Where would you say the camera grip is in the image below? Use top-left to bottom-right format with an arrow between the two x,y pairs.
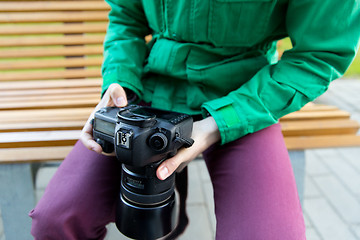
95,138 -> 114,153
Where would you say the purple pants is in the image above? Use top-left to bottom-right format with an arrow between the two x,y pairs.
30,123 -> 305,239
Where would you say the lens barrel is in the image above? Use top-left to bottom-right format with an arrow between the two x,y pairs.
116,193 -> 176,240
116,163 -> 177,240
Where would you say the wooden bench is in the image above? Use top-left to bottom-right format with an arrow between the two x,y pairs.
0,1 -> 107,238
1,1 -> 360,239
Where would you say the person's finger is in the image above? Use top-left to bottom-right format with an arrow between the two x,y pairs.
80,122 -> 102,153
156,148 -> 195,180
157,158 -> 179,180
108,83 -> 128,107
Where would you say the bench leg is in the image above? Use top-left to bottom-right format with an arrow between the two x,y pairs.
289,150 -> 305,206
0,163 -> 35,240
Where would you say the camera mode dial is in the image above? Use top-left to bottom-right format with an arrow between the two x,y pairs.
149,132 -> 168,151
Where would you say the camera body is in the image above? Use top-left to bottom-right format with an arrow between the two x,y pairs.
93,105 -> 193,167
92,105 -> 194,239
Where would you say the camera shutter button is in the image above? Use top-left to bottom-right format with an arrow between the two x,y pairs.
149,133 -> 168,151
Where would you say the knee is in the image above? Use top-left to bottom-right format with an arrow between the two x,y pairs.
29,201 -> 107,239
29,202 -> 76,238
29,206 -> 64,239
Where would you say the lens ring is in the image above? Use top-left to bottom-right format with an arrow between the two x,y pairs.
121,181 -> 175,206
149,133 -> 168,151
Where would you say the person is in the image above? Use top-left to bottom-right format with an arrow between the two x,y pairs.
29,0 -> 360,239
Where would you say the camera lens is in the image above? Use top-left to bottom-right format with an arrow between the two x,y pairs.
117,164 -> 176,239
149,133 -> 168,151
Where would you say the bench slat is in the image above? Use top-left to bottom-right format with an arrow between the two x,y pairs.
0,79 -> 101,90
0,98 -> 98,110
0,57 -> 103,70
0,1 -> 109,12
0,115 -> 89,124
2,118 -> 359,136
0,146 -> 74,163
1,135 -> 360,161
0,35 -> 104,47
298,104 -> 338,112
0,121 -> 86,132
0,11 -> 108,23
3,130 -> 360,150
0,87 -> 100,97
281,119 -> 360,136
285,135 -> 360,150
0,46 -> 103,58
0,130 -> 80,148
0,69 -> 101,81
0,23 -> 107,36
0,108 -> 94,123
0,104 -> 350,122
1,93 -> 99,103
280,110 -> 351,121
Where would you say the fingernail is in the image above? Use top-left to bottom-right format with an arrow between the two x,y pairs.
159,166 -> 169,180
116,97 -> 126,106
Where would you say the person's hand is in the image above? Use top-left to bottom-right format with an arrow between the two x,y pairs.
80,83 -> 128,154
156,117 -> 220,180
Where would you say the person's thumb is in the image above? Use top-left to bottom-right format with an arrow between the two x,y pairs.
108,83 -> 128,107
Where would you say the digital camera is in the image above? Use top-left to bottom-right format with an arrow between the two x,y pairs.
93,105 -> 194,239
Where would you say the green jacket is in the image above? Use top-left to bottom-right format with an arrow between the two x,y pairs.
102,0 -> 360,145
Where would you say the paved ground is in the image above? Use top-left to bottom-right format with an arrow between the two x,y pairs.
303,79 -> 360,240
0,79 -> 360,239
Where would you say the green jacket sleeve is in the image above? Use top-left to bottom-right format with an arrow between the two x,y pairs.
202,0 -> 360,145
101,0 -> 151,97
